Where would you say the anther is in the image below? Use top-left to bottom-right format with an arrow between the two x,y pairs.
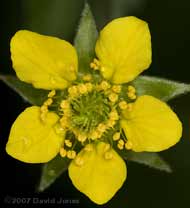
60,148 -> 67,157
113,132 -> 120,141
85,83 -> 93,92
127,85 -> 136,93
67,150 -> 76,159
68,86 -> 78,97
109,110 -> 119,121
100,81 -> 111,91
65,139 -> 72,148
97,123 -> 107,133
108,93 -> 118,103
112,85 -> 121,93
83,74 -> 92,81
125,141 -> 133,150
119,101 -> 128,110
44,98 -> 53,106
127,91 -> 136,100
48,90 -> 56,98
78,84 -> 88,94
78,134 -> 87,142
60,100 -> 70,109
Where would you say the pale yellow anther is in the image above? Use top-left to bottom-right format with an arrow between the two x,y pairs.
93,58 -> 101,66
78,84 -> 88,94
97,123 -> 107,133
90,130 -> 100,140
84,144 -> 93,152
40,105 -> 48,113
119,101 -> 128,110
106,119 -> 116,128
128,85 -> 136,93
40,113 -> 46,122
112,85 -> 121,93
85,83 -> 93,92
78,134 -> 87,142
104,151 -> 113,160
75,156 -> 84,166
44,98 -> 53,106
104,143 -> 111,152
118,139 -> 125,146
60,116 -> 69,128
125,141 -> 133,150
100,81 -> 111,91
68,86 -> 78,97
65,139 -> 72,148
127,91 -> 137,100
83,74 -> 92,81
60,147 -> 67,158
54,124 -> 65,136
60,100 -> 70,109
67,150 -> 76,159
109,110 -> 119,121
113,132 -> 120,141
48,90 -> 56,98
108,93 -> 118,103
127,103 -> 133,111
117,143 -> 124,150
90,62 -> 99,70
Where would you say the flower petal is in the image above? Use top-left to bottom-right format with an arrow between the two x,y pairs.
95,16 -> 151,84
120,95 -> 182,152
68,142 -> 127,205
10,30 -> 78,90
6,106 -> 65,163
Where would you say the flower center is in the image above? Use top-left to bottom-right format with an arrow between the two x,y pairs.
39,73 -> 138,162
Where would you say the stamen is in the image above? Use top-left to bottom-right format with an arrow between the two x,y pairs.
113,132 -> 120,141
44,98 -> 53,106
112,85 -> 121,93
125,141 -> 133,150
68,86 -> 79,97
109,110 -> 119,121
65,139 -> 72,148
60,100 -> 70,109
78,84 -> 88,94
127,85 -> 136,93
60,148 -> 67,157
104,143 -> 111,152
48,90 -> 56,98
108,93 -> 118,103
99,81 -> 111,91
97,123 -> 107,133
83,74 -> 92,81
67,150 -> 76,159
127,103 -> 133,111
85,83 -> 93,92
78,133 -> 87,142
117,139 -> 124,150
119,101 -> 128,110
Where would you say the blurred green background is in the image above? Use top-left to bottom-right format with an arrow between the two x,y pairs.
1,0 -> 190,207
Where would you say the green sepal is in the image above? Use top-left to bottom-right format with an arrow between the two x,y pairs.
121,151 -> 172,173
37,155 -> 70,192
0,75 -> 48,105
74,3 -> 98,74
132,75 -> 190,101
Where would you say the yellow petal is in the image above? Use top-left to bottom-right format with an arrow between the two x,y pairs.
6,106 -> 65,163
68,142 -> 127,205
120,95 -> 182,152
95,16 -> 151,84
10,30 -> 78,90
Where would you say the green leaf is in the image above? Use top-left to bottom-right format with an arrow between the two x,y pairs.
38,155 -> 70,192
122,151 -> 172,173
132,75 -> 190,101
0,75 -> 48,105
74,3 -> 98,73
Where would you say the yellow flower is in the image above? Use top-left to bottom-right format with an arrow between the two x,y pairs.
6,16 -> 182,205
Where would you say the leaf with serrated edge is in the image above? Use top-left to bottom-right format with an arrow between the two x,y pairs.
0,75 -> 48,105
74,3 -> 98,73
132,75 -> 190,101
122,151 -> 172,173
38,156 -> 70,192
